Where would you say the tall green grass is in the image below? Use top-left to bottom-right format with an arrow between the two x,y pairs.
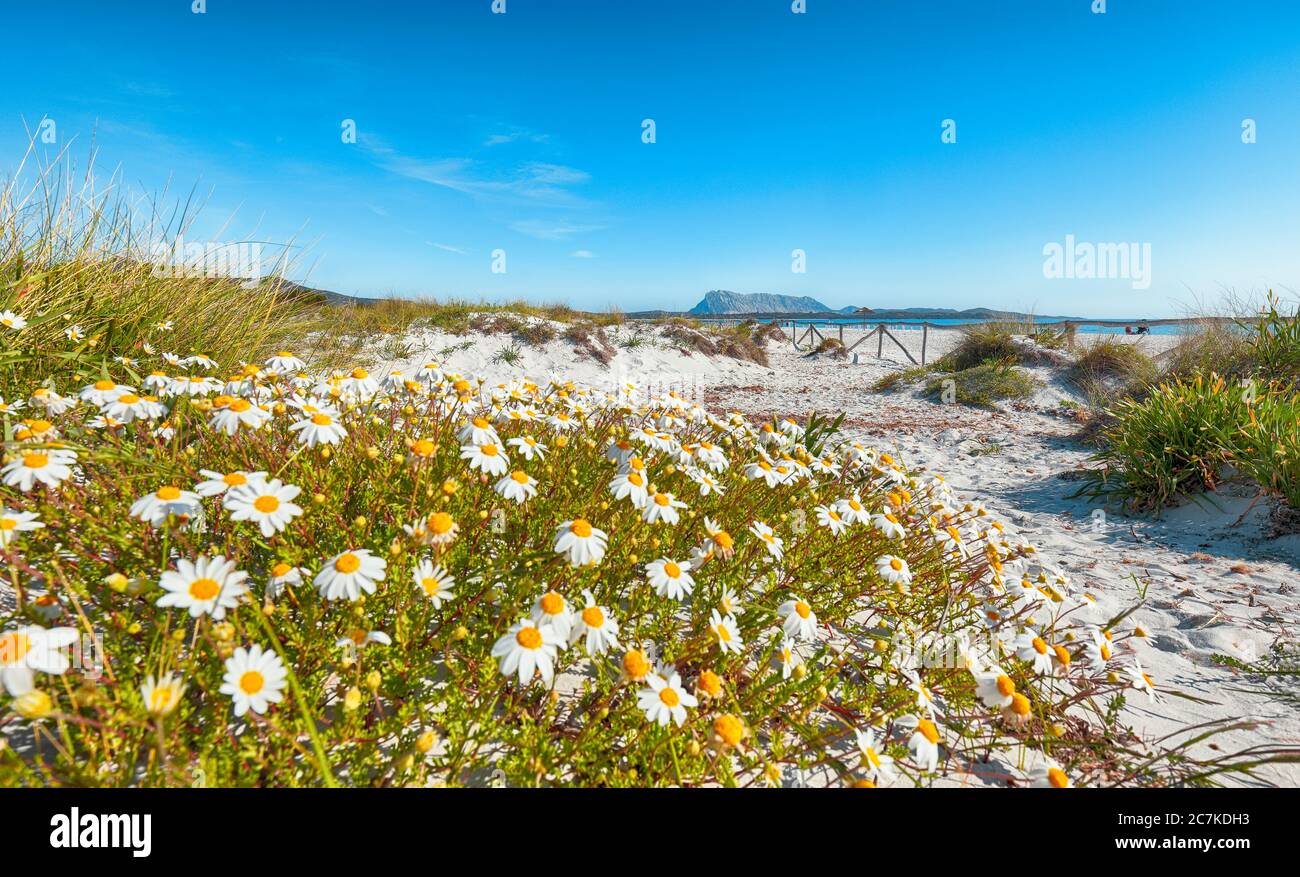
0,142 -> 317,392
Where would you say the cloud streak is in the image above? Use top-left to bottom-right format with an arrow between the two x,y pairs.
361,135 -> 592,210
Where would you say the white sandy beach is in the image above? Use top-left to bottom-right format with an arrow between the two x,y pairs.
372,320 -> 1300,786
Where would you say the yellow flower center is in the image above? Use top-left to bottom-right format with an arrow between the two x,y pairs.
189,578 -> 220,600
429,512 -> 454,534
0,632 -> 33,663
622,649 -> 650,679
480,443 -> 499,456
22,453 -> 49,469
540,592 -> 564,615
117,393 -> 140,405
156,486 -> 182,501
795,601 -> 811,619
1053,645 -> 1071,666
713,714 -> 744,747
890,558 -> 903,571
996,675 -> 1016,697
570,519 -> 593,538
351,368 -> 369,379
627,472 -> 644,487
271,562 -> 292,577
253,495 -> 280,513
239,670 -> 265,695
473,417 -> 490,429
311,413 -> 333,426
715,624 -> 732,642
510,470 -> 529,484
412,439 -> 435,456
653,493 -> 670,506
1010,693 -> 1031,716
1047,767 -> 1070,788
916,719 -> 940,744
699,670 -> 722,697
334,553 -> 361,574
658,687 -> 681,707
515,627 -> 542,649
1032,637 -> 1048,655
229,399 -> 251,412
663,562 -> 681,579
582,606 -> 605,628
93,380 -> 115,391
223,472 -> 248,487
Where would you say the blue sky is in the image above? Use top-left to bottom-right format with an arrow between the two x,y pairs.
4,0 -> 1299,317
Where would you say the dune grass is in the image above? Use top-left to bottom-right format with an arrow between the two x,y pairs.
1081,296 -> 1300,514
0,144 -> 319,394
924,361 -> 1039,408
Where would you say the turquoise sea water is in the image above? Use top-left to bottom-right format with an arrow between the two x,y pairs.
778,317 -> 1188,336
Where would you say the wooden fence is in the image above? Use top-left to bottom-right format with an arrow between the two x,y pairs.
736,316 -> 1245,366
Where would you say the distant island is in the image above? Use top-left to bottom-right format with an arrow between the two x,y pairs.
687,290 -> 857,316
673,290 -> 1078,322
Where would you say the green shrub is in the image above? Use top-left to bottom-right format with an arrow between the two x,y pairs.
924,361 -> 1038,408
934,324 -> 1025,371
1079,373 -> 1250,511
1237,391 -> 1300,509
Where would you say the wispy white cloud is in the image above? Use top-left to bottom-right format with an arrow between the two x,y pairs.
571,249 -> 595,258
361,134 -> 592,210
510,219 -> 604,241
484,126 -> 551,147
427,241 -> 467,255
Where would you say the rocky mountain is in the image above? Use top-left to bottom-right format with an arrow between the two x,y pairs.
687,290 -> 849,315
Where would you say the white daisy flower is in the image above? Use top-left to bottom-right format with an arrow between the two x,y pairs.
266,562 -> 304,598
491,619 -> 561,686
0,310 -> 29,330
553,518 -> 608,567
129,485 -> 202,527
412,559 -> 455,608
156,555 -> 249,619
141,672 -> 186,716
708,610 -> 743,655
289,410 -> 347,447
778,596 -> 818,641
569,590 -> 619,656
460,441 -> 510,477
749,521 -> 784,562
194,469 -> 266,497
265,351 -> 306,374
224,478 -> 303,537
2,448 -> 77,492
815,505 -> 849,535
495,470 -> 537,504
314,549 -> 387,601
219,644 -> 287,718
642,491 -> 687,525
645,557 -> 695,600
0,508 -> 44,547
507,434 -> 547,461
855,729 -> 897,784
209,397 -> 272,435
457,415 -> 500,447
0,625 -> 79,696
875,554 -> 912,586
637,672 -> 697,727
